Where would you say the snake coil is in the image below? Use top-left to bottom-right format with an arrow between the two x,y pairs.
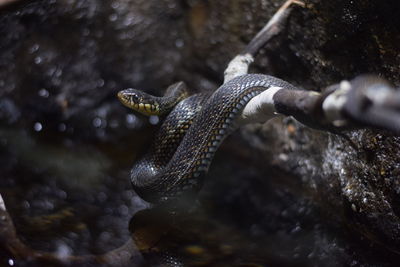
118,74 -> 297,203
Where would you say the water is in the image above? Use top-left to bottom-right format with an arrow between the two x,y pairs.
1,121 -> 397,266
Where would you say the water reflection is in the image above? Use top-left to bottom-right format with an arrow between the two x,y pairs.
0,122 -> 311,266
1,119 -> 398,267
129,202 -> 275,267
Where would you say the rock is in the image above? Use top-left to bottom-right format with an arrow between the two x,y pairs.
241,0 -> 400,253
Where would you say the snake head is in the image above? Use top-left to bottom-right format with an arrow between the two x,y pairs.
117,88 -> 161,116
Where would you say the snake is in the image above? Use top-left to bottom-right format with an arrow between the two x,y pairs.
118,74 -> 297,203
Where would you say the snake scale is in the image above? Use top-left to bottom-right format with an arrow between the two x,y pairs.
118,74 -> 297,203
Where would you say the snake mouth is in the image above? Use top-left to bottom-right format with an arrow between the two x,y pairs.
134,103 -> 160,116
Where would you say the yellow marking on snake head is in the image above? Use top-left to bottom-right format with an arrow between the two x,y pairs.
133,103 -> 161,116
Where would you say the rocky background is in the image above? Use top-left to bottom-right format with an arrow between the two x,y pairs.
0,0 -> 400,266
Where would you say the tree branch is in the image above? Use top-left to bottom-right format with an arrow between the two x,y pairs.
223,0 -> 400,134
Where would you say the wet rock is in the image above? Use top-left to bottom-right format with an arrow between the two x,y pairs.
240,0 -> 400,255
0,0 -> 189,141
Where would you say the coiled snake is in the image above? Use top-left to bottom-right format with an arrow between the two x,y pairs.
118,74 -> 297,203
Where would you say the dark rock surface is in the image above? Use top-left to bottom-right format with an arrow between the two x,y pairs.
0,0 -> 399,266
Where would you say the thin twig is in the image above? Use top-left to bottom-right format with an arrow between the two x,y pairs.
242,0 -> 304,56
224,0 -> 304,83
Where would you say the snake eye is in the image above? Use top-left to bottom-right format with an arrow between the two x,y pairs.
130,94 -> 139,103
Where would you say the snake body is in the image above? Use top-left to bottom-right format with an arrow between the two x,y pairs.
119,74 -> 297,203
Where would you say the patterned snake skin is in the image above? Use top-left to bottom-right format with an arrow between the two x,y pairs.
127,74 -> 297,203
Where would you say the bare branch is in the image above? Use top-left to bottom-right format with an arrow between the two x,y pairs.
224,0 -> 305,83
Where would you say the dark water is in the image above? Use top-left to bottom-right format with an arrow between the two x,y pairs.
1,121 -> 396,266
